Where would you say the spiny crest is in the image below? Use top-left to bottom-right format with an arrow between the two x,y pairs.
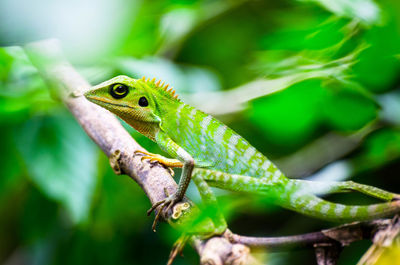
141,76 -> 180,101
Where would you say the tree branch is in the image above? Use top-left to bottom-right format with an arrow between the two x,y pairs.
226,219 -> 394,264
226,219 -> 391,249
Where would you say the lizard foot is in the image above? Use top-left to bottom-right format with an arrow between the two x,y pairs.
135,150 -> 182,176
147,188 -> 183,232
135,150 -> 183,168
167,234 -> 191,265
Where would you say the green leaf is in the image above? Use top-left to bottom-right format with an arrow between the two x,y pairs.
0,47 -> 57,122
0,47 -> 14,83
353,18 -> 400,92
0,126 -> 24,200
260,18 -> 348,51
322,84 -> 378,131
353,129 -> 400,171
15,113 -> 98,223
249,79 -> 325,146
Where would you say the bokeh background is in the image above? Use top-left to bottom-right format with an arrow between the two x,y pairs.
1,0 -> 400,264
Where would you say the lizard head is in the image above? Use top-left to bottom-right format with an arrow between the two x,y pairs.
84,75 -> 180,140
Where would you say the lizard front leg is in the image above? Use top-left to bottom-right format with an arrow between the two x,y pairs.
147,131 -> 227,234
147,130 -> 195,231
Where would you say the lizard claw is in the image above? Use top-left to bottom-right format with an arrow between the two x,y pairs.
134,150 -> 151,156
167,234 -> 191,265
168,167 -> 175,177
140,155 -> 162,165
148,188 -> 182,232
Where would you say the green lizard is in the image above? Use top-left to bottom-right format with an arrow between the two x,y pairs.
84,75 -> 400,234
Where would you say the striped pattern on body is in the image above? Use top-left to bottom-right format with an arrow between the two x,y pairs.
164,103 -> 282,182
192,168 -> 281,194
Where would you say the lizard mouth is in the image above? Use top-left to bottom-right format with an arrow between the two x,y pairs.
85,95 -> 134,110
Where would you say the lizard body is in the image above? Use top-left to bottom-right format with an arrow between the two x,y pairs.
85,75 -> 400,232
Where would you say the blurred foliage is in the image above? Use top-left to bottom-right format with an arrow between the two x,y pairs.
1,0 -> 400,264
376,242 -> 400,265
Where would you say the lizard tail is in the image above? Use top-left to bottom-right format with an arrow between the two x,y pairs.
198,168 -> 400,221
279,192 -> 400,222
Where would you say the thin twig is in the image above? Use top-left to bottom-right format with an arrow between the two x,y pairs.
226,219 -> 391,250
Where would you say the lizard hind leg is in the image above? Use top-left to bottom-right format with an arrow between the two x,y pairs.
167,234 -> 191,265
191,170 -> 227,235
332,181 -> 399,201
292,179 -> 399,202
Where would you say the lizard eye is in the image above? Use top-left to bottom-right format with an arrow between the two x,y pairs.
138,96 -> 148,107
110,84 -> 129,99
